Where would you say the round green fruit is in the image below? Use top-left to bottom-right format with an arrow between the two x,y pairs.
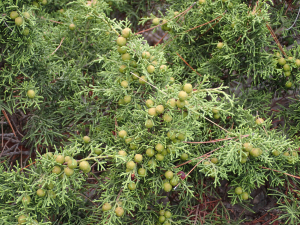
243,143 -> 253,152
165,170 -> 174,180
159,216 -> 166,223
115,206 -> 125,217
52,166 -> 62,174
212,108 -> 219,114
134,154 -> 143,163
142,51 -> 151,59
283,152 -> 289,157
116,37 -> 127,46
167,98 -> 176,107
55,155 -> 65,164
102,202 -> 112,211
94,148 -> 102,155
119,65 -> 127,73
69,24 -> 76,30
272,150 -> 280,156
145,99 -> 154,108
211,157 -> 218,164
83,136 -> 90,143
138,168 -> 146,177
139,75 -> 147,84
217,42 -> 224,49
284,71 -> 291,77
170,177 -> 179,186
22,195 -> 31,204
183,83 -> 193,93
79,161 -> 90,171
64,167 -> 74,176
291,151 -> 298,157
145,119 -> 154,128
250,148 -> 260,157
283,64 -> 290,71
128,182 -> 136,190
155,143 -> 164,152
241,192 -> 249,200
181,153 -> 188,161
10,11 -> 19,19
213,113 -> 220,119
67,159 -> 78,169
240,157 -> 247,164
199,0 -> 206,4
160,65 -> 167,72
156,105 -> 164,114
41,0 -> 47,5
121,80 -> 129,88
164,210 -> 172,218
178,91 -> 188,101
23,28 -> 30,36
255,118 -> 264,125
124,95 -> 131,103
235,187 -> 243,195
15,17 -> 23,26
121,53 -> 131,61
155,154 -> 164,161
146,148 -> 155,157
159,210 -> 165,216
147,65 -> 155,73
32,2 -> 40,7
285,81 -> 292,88
21,13 -> 30,20
64,156 -> 71,162
163,114 -> 172,122
176,100 -> 185,108
152,18 -> 160,25
36,189 -> 46,197
117,46 -> 127,54
27,90 -> 35,98
148,159 -> 157,167
132,71 -> 139,79
18,215 -> 27,224
295,59 -> 300,67
278,57 -> 286,66
118,130 -> 127,138
177,133 -> 185,141
118,150 -> 127,156
126,161 -> 135,170
148,108 -> 157,116
122,28 -> 131,38
163,182 -> 172,192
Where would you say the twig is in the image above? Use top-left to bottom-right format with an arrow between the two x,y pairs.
135,2 -> 197,35
3,20 -> 13,32
51,37 -> 65,55
203,116 -> 230,133
176,52 -> 202,76
2,110 -> 16,138
20,160 -> 36,171
175,145 -> 226,169
260,166 -> 300,180
184,135 -> 249,144
154,32 -> 168,46
130,72 -> 168,95
174,146 -> 222,190
266,23 -> 287,57
184,13 -> 225,33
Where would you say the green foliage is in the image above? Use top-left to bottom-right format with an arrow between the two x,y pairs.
1,0 -> 300,224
